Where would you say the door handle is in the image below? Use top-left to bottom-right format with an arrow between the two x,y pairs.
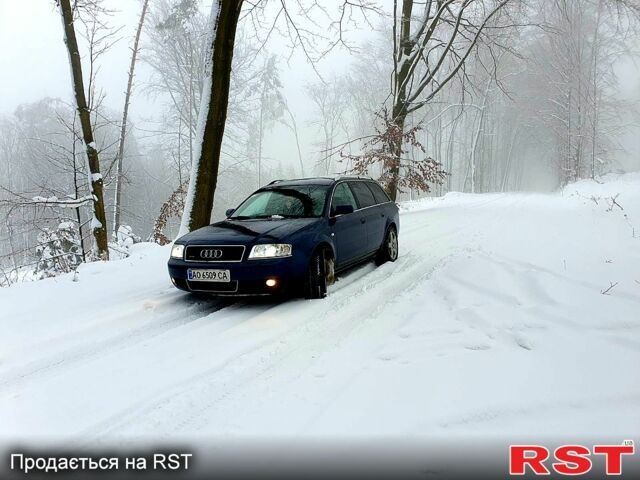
360,218 -> 366,224
380,213 -> 385,217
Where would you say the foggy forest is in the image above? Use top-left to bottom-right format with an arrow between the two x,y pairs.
1,0 -> 640,284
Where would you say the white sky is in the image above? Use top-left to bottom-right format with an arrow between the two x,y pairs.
0,0 -> 381,175
0,0 -> 378,115
0,1 -> 155,116
0,1 -> 71,113
1,0 -> 638,172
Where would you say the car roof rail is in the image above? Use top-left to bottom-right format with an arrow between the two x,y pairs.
267,176 -> 334,185
335,175 -> 373,181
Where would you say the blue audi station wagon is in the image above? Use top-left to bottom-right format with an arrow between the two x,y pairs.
168,177 -> 399,299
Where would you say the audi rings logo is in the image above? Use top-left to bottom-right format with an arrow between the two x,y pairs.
200,249 -> 224,259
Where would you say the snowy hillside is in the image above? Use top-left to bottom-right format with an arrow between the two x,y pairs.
1,173 -> 639,443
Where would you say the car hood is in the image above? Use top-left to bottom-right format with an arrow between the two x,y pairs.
178,218 -> 319,245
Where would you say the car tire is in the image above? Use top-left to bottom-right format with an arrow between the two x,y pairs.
305,249 -> 328,299
376,225 -> 398,265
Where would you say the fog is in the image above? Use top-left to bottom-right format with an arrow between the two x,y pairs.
0,0 -> 376,176
1,0 -> 640,280
2,1 -> 639,186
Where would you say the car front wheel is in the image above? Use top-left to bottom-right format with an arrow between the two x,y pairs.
305,249 -> 329,299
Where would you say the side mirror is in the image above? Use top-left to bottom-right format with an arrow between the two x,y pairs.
333,204 -> 354,216
225,208 -> 235,218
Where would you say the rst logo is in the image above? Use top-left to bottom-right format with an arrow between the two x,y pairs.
509,441 -> 635,476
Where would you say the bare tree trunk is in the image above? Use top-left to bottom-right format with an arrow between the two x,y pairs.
501,125 -> 519,192
257,84 -> 265,186
284,105 -> 305,176
387,110 -> 406,201
179,0 -> 243,235
177,116 -> 183,184
590,0 -> 603,179
387,0 -> 413,201
188,53 -> 194,167
446,109 -> 464,193
385,0 -> 510,200
470,80 -> 491,193
71,120 -> 87,263
113,0 -> 149,238
59,0 -> 109,260
565,88 -> 572,185
435,113 -> 443,196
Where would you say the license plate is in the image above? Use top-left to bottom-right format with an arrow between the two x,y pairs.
187,269 -> 231,282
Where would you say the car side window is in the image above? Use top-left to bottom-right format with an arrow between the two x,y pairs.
331,183 -> 358,216
349,181 -> 376,208
367,181 -> 391,204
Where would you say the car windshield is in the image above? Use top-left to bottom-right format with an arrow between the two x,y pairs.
230,185 -> 329,219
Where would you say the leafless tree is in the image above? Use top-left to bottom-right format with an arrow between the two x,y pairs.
179,0 -> 244,234
113,0 -> 150,238
381,0 -> 518,200
58,0 -> 109,259
254,55 -> 285,186
178,0 -> 382,234
306,77 -> 349,175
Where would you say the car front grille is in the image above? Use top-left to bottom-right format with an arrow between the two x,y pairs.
185,245 -> 245,262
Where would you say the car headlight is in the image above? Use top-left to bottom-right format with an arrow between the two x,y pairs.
248,244 -> 292,259
170,244 -> 185,259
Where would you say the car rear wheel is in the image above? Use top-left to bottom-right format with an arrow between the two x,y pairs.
376,225 -> 398,265
305,249 -> 329,299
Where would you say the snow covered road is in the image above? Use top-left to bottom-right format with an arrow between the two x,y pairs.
1,174 -> 639,445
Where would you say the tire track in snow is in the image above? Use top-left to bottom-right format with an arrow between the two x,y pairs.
85,249 -> 454,438
0,294 -> 230,391
96,203 -> 497,437
6,205 -> 464,439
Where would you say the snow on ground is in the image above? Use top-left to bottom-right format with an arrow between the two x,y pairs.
1,173 -> 639,446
